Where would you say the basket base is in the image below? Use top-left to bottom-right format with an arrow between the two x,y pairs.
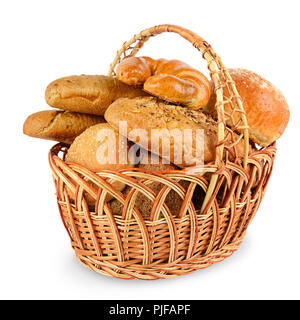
72,239 -> 242,280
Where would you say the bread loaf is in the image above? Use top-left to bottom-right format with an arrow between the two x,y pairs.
205,68 -> 290,146
23,110 -> 105,144
104,96 -> 249,167
45,75 -> 148,116
116,56 -> 211,110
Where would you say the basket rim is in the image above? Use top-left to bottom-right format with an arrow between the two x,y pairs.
49,141 -> 276,223
49,142 -> 277,181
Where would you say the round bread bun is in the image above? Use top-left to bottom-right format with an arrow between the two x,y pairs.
66,122 -> 134,171
205,68 -> 290,147
65,123 -> 135,203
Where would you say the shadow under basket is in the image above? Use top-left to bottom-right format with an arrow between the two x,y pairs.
48,24 -> 277,280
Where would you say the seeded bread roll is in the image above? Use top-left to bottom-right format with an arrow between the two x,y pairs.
104,96 -> 249,167
45,75 -> 149,116
205,68 -> 290,146
23,110 -> 105,144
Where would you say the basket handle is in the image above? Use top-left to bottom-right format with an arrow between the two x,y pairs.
108,24 -> 249,166
108,24 -> 250,212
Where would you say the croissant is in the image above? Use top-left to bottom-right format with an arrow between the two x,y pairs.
116,56 -> 211,110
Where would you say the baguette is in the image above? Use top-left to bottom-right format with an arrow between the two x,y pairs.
45,75 -> 149,115
23,110 -> 105,144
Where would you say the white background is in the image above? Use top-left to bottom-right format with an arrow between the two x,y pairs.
0,0 -> 299,300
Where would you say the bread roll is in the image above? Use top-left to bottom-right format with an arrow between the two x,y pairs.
205,68 -> 290,146
45,75 -> 148,116
66,123 -> 135,202
23,110 -> 105,144
104,96 -> 249,167
66,123 -> 135,171
116,56 -> 211,110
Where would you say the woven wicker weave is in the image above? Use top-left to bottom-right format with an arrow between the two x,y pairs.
49,25 -> 276,280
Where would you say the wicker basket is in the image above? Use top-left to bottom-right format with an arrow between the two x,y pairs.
49,25 -> 276,280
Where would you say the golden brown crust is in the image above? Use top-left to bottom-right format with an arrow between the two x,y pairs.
23,110 -> 105,144
104,96 -> 248,167
45,75 -> 148,115
65,123 -> 136,203
65,123 -> 135,172
205,68 -> 290,146
116,57 -> 211,110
